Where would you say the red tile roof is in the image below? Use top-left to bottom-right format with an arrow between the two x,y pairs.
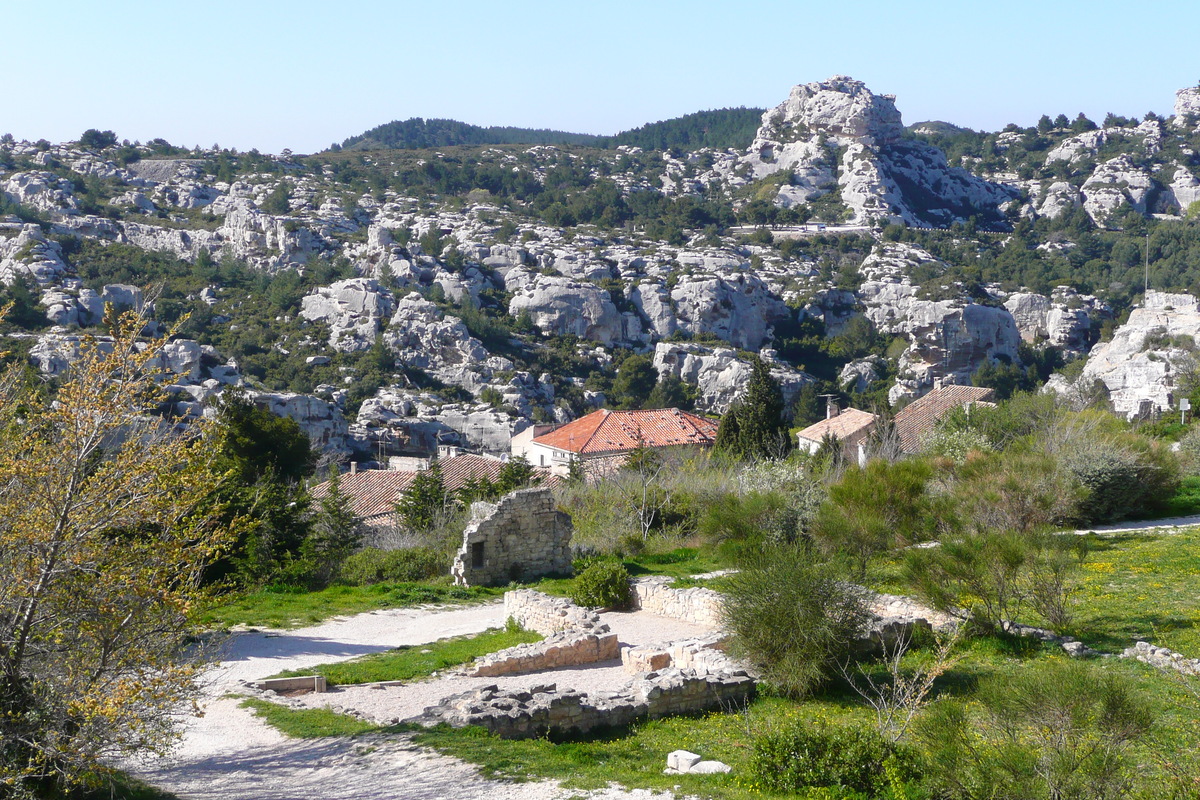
532,408 -> 719,455
311,453 -> 555,521
796,407 -> 877,444
893,385 -> 996,453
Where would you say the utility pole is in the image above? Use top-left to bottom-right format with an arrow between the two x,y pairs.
1145,230 -> 1150,298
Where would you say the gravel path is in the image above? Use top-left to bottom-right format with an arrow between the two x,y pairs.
1072,514 -> 1200,536
130,602 -> 711,800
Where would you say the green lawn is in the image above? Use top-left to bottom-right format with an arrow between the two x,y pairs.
239,697 -> 380,738
1070,528 -> 1200,655
268,626 -> 542,686
199,581 -> 503,630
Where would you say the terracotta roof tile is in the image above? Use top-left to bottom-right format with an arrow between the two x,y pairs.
532,408 -> 718,455
311,454 -> 557,521
893,385 -> 996,453
796,407 -> 877,444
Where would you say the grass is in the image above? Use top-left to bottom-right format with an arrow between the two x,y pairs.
268,626 -> 542,686
67,773 -> 182,800
239,697 -> 380,738
199,581 -> 503,630
1070,528 -> 1200,655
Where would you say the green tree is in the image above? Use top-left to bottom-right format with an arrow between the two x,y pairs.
304,466 -> 365,587
396,462 -> 448,532
714,357 -> 790,459
78,129 -> 117,149
610,354 -> 658,409
0,313 -> 235,793
645,374 -> 695,410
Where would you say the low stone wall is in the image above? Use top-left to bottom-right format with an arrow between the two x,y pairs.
1121,640 -> 1200,674
503,589 -> 608,637
621,634 -> 736,675
413,668 -> 756,739
467,630 -> 620,677
630,576 -> 725,629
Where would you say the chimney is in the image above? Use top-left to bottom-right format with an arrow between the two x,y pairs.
826,398 -> 839,419
350,462 -> 357,475
933,376 -> 944,391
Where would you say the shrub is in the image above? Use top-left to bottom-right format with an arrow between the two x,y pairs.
339,547 -> 447,585
1054,422 -> 1179,523
917,660 -> 1153,800
570,559 -> 632,609
905,530 -> 1086,633
811,458 -> 936,579
748,719 -> 924,796
723,545 -> 868,697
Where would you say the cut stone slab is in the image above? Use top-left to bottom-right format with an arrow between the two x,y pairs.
667,750 -> 702,772
690,760 -> 732,774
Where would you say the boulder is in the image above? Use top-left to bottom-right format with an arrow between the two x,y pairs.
653,342 -> 812,414
670,272 -> 790,350
508,275 -> 629,345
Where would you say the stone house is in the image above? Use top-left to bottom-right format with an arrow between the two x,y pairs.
795,405 -> 877,466
511,408 -> 719,476
893,383 -> 995,454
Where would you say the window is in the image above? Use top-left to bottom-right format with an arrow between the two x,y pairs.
471,541 -> 485,569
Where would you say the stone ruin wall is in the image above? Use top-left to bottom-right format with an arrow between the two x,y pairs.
630,576 -> 726,629
503,589 -> 603,636
451,487 -> 572,587
466,591 -> 617,678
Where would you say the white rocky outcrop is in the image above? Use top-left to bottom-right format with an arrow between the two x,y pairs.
1174,86 -> 1200,129
1080,156 -> 1155,224
652,342 -> 812,414
508,275 -> 633,345
730,76 -> 1013,226
2,172 -> 77,213
1002,287 -> 1109,355
670,272 -> 790,350
0,224 -> 70,286
300,278 -> 395,352
1047,291 -> 1200,418
384,293 -> 508,393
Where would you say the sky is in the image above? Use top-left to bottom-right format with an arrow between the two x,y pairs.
6,1 -> 1198,154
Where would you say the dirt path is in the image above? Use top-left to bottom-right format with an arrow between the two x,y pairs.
130,602 -> 707,800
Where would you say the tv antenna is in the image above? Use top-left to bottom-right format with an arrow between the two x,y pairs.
1144,230 -> 1150,298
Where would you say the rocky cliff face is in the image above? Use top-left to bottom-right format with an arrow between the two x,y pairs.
1047,291 -> 1200,418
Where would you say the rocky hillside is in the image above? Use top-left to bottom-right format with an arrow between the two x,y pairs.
2,77 -> 1198,462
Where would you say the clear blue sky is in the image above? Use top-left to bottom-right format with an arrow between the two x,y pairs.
7,1 -> 1198,154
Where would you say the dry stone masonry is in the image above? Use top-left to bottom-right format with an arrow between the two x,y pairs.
464,591 -> 617,677
413,669 -> 755,740
451,488 -> 572,587
630,576 -> 726,629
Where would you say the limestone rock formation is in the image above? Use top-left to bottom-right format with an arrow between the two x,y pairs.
653,342 -> 812,414
730,76 -> 1013,227
670,272 -> 791,350
300,278 -> 396,352
508,275 -> 633,345
1046,291 -> 1200,418
383,292 -> 509,393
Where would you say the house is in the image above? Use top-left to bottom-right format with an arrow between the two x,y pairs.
893,384 -> 996,454
310,453 -> 554,528
513,408 -> 719,476
795,405 -> 877,465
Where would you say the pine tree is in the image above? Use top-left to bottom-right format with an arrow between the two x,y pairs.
396,462 -> 447,532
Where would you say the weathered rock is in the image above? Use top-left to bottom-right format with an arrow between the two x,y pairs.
1046,290 -> 1200,418
451,488 -> 573,587
384,293 -> 505,393
653,342 -> 812,414
508,275 -> 630,345
1080,155 -> 1155,224
300,278 -> 395,352
670,273 -> 790,350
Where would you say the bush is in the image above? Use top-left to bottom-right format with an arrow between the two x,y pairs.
339,547 -> 447,585
723,545 -> 868,697
917,660 -> 1153,800
748,719 -> 924,796
1054,421 -> 1179,523
570,559 -> 632,610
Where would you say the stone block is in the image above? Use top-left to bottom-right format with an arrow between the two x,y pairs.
668,750 -> 702,771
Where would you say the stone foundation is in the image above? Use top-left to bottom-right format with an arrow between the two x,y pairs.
622,634 -> 738,675
630,576 -> 725,629
1122,640 -> 1200,674
451,488 -> 572,587
466,630 -> 620,677
414,668 -> 756,739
